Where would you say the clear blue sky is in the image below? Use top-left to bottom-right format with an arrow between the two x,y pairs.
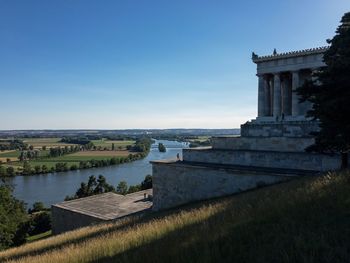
0,0 -> 349,129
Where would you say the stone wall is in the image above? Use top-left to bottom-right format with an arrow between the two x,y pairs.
241,121 -> 319,137
183,148 -> 343,172
51,206 -> 104,234
152,161 -> 290,211
211,136 -> 314,152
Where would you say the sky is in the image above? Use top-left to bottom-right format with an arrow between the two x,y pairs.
0,0 -> 349,130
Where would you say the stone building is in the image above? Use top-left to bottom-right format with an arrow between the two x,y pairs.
151,47 -> 349,211
52,189 -> 152,234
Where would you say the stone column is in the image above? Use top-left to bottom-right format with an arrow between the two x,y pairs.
264,76 -> 271,116
257,74 -> 265,117
282,74 -> 292,115
291,70 -> 300,116
273,73 -> 281,117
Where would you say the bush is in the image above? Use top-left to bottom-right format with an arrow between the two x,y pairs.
28,212 -> 51,236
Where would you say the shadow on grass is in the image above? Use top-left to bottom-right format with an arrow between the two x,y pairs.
5,174 -> 350,263
94,175 -> 350,263
1,191 -> 236,262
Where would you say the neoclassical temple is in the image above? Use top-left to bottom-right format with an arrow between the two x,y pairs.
253,47 -> 327,120
151,47 -> 348,211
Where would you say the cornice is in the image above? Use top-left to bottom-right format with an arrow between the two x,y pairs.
252,46 -> 329,63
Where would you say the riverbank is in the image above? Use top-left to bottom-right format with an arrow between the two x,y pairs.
0,138 -> 151,177
7,140 -> 187,207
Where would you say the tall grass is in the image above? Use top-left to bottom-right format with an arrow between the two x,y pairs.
1,171 -> 350,263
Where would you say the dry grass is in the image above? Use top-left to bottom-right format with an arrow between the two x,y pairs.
1,171 -> 350,263
0,157 -> 18,162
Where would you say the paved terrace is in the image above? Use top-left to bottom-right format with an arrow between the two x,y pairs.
53,189 -> 153,221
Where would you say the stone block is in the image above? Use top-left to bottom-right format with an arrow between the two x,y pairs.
182,148 -> 343,172
152,161 -> 290,211
211,136 -> 314,152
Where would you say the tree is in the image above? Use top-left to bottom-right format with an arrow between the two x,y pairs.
34,165 -> 41,174
0,184 -> 28,249
29,202 -> 45,213
94,175 -> 115,194
66,175 -> 115,200
128,184 -> 141,194
141,175 -> 152,190
75,182 -> 89,198
22,162 -> 32,175
28,212 -> 51,236
111,143 -> 115,151
6,166 -> 15,177
29,202 -> 46,214
116,181 -> 128,195
158,143 -> 166,152
41,165 -> 48,173
297,12 -> 350,169
0,166 -> 7,177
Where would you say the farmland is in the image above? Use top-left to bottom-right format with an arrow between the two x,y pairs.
90,139 -> 135,150
21,138 -> 77,149
0,137 -> 145,176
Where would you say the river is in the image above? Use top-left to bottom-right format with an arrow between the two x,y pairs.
9,140 -> 188,208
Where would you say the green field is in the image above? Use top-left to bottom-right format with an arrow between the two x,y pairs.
1,138 -> 137,175
1,171 -> 349,263
0,150 -> 21,158
0,150 -> 49,162
26,231 -> 52,243
91,139 -> 135,149
21,138 -> 77,149
189,136 -> 211,142
4,150 -> 135,172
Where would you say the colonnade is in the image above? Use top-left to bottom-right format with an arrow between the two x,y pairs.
257,69 -> 315,118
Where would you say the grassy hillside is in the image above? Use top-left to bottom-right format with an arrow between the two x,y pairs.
1,171 -> 350,263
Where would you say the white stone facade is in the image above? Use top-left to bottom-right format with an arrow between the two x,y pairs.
253,47 -> 327,120
151,47 -> 345,211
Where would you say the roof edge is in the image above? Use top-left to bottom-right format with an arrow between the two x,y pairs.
252,46 -> 329,63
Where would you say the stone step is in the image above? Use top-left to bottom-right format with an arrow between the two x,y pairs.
211,136 -> 314,152
182,148 -> 343,172
179,161 -> 319,176
240,120 -> 319,137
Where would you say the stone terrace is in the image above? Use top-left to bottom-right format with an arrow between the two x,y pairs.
52,189 -> 152,234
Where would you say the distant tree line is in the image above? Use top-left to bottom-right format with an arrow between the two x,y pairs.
60,137 -> 92,145
127,137 -> 153,152
104,135 -> 135,141
0,139 -> 27,151
18,150 -> 40,161
48,145 -> 81,157
1,152 -> 147,177
189,139 -> 211,148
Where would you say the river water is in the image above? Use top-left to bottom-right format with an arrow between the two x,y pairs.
9,140 -> 188,208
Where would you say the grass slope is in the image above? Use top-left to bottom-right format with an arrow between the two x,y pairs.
1,171 -> 350,263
